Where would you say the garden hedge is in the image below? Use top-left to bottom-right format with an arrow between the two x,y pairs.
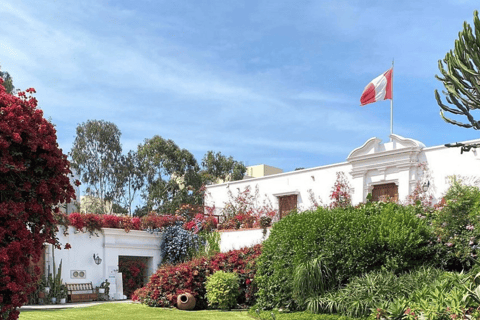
255,202 -> 437,310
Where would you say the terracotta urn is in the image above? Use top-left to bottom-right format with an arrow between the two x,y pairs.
177,292 -> 196,310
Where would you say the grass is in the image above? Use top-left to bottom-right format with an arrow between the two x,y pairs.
19,303 -> 252,320
19,303 -> 366,320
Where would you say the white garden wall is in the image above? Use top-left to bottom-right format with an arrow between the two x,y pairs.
45,227 -> 162,300
219,228 -> 270,252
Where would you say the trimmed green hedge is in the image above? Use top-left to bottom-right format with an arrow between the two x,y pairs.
255,202 -> 436,310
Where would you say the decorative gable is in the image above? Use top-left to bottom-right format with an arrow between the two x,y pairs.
347,134 -> 425,203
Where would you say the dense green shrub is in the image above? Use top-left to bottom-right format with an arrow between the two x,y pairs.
205,271 -> 239,309
256,202 -> 436,310
430,180 -> 480,271
133,245 -> 261,309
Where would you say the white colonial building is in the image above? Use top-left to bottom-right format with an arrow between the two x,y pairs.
206,135 -> 480,217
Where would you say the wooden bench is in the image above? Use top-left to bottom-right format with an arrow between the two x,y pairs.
66,282 -> 98,302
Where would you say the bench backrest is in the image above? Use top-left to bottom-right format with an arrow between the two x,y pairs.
66,282 -> 94,293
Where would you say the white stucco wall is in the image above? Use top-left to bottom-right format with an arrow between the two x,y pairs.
206,135 -> 480,216
206,162 -> 351,215
423,142 -> 480,201
45,227 -> 162,300
219,228 -> 270,252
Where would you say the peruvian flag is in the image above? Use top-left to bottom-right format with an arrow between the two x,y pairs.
360,68 -> 393,106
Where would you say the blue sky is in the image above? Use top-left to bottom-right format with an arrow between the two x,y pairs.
2,0 -> 480,173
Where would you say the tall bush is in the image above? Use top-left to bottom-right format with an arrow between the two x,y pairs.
255,203 -> 436,310
431,179 -> 480,271
0,83 -> 76,319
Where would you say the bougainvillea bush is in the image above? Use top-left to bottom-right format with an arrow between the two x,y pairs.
0,82 -> 76,319
217,186 -> 276,230
119,257 -> 147,298
133,244 -> 262,310
53,212 -> 181,235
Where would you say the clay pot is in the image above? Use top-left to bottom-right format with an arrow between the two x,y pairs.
177,292 -> 196,310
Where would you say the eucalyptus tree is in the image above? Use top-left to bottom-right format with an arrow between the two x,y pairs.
200,151 -> 246,184
70,120 -> 122,214
137,135 -> 202,214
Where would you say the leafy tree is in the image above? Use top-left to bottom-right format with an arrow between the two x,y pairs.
116,150 -> 144,215
435,10 -> 480,129
201,151 -> 246,184
0,82 -> 76,319
0,65 -> 15,94
70,120 -> 122,214
137,135 -> 202,214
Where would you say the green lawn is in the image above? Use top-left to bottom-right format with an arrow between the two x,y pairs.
19,303 -> 252,320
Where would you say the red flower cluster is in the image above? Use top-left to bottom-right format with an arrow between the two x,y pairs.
53,212 -> 182,235
119,258 -> 147,298
183,213 -> 218,233
133,244 -> 262,309
0,82 -> 76,319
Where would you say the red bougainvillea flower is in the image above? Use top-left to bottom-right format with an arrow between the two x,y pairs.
0,81 -> 76,319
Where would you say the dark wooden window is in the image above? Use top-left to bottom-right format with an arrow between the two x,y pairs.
372,183 -> 398,202
278,195 -> 297,219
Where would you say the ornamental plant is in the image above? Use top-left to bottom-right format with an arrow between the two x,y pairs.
255,203 -> 436,310
217,185 -> 276,230
205,271 -> 239,309
329,172 -> 352,208
0,82 -> 77,319
119,258 -> 147,298
161,221 -> 202,264
133,244 -> 262,309
430,178 -> 480,271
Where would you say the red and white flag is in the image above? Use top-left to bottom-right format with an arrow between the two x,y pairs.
360,68 -> 393,106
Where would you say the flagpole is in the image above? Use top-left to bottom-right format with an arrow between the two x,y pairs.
390,59 -> 394,141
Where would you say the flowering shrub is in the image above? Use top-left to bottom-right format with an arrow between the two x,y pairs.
161,222 -> 202,264
0,83 -> 76,319
406,162 -> 434,209
217,185 -> 276,230
184,213 -> 218,233
142,213 -> 183,231
133,244 -> 262,309
329,172 -> 352,208
430,179 -> 480,270
119,258 -> 147,298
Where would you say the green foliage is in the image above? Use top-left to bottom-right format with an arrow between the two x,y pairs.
430,178 -> 480,270
70,119 -> 123,213
0,67 -> 15,94
256,203 -> 436,310
201,151 -> 246,184
196,231 -> 221,258
435,10 -> 480,129
137,135 -> 202,214
293,257 -> 333,309
370,270 -> 478,320
116,150 -> 144,215
205,271 -> 240,310
307,267 -> 444,317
